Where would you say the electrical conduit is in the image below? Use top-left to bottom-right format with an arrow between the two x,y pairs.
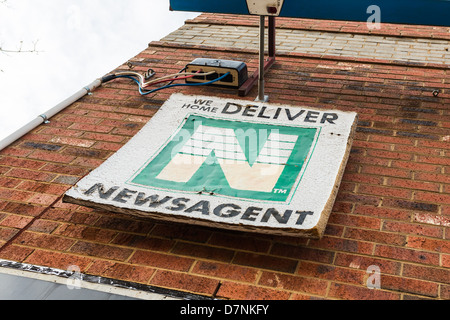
0,79 -> 102,152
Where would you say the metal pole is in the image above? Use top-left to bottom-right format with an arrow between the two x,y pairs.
257,15 -> 268,102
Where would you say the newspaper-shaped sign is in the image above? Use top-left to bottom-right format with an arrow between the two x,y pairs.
64,93 -> 357,238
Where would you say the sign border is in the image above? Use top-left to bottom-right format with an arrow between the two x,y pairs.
63,93 -> 358,239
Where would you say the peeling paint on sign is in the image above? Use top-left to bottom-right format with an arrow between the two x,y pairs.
63,93 -> 357,238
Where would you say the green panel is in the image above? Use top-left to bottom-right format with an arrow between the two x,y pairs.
131,115 -> 319,202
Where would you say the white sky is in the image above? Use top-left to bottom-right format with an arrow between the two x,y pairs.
0,0 -> 198,141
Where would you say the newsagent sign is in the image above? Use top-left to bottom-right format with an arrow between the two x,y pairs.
63,93 -> 357,238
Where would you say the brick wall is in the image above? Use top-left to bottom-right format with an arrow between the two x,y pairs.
0,14 -> 449,300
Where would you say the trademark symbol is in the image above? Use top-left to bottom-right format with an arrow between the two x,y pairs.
273,189 -> 287,194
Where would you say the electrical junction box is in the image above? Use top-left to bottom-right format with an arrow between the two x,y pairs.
185,58 -> 248,89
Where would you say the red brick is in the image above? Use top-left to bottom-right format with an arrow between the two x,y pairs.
392,160 -> 441,173
382,220 -> 443,238
216,281 -> 291,300
150,270 -> 220,296
69,241 -> 133,262
28,150 -> 76,164
172,242 -> 234,263
86,260 -> 155,284
26,249 -> 93,272
297,261 -> 365,286
17,181 -> 68,195
349,152 -> 390,167
233,252 -> 297,273
334,253 -> 401,275
342,172 -> 383,185
0,215 -> 33,229
443,206 -> 450,217
0,176 -> 21,189
111,126 -> 141,136
0,156 -> 45,170
0,244 -> 34,262
81,132 -> 125,143
387,178 -> 440,192
361,165 -> 411,179
40,163 -> 89,176
344,228 -> 407,246
150,223 -> 212,243
270,243 -> 335,264
94,216 -> 154,234
0,147 -> 33,157
0,227 -> 19,242
374,245 -> 440,266
358,184 -> 412,199
28,193 -> 60,206
5,168 -> 56,182
394,144 -> 441,156
86,110 -> 126,121
290,293 -> 326,300
403,264 -> 450,285
414,191 -> 450,205
61,147 -> 110,160
259,271 -> 328,296
50,136 -> 95,148
129,250 -> 194,272
71,157 -> 105,168
91,141 -> 123,152
406,236 -> 450,254
380,275 -> 439,298
98,119 -> 141,129
383,199 -> 438,213
0,188 -> 33,202
367,149 -> 413,161
125,115 -> 151,123
441,285 -> 450,300
354,204 -> 411,220
309,236 -> 374,255
369,134 -> 415,146
111,233 -> 175,252
352,140 -> 391,151
93,90 -> 128,101
39,127 -> 84,138
54,224 -> 117,244
328,213 -> 381,229
443,254 -> 450,268
331,201 -> 353,214
417,155 -> 450,166
418,139 -> 450,150
28,219 -> 59,234
328,283 -> 400,300
59,114 -> 100,125
69,122 -> 113,133
14,231 -> 75,251
192,261 -> 258,283
116,106 -> 153,117
1,202 -> 45,217
208,232 -> 271,253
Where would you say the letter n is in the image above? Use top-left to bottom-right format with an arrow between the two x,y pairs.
84,183 -> 119,199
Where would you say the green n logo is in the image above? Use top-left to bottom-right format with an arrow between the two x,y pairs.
130,115 -> 318,202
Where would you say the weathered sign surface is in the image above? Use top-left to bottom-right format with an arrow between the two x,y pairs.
63,93 -> 357,238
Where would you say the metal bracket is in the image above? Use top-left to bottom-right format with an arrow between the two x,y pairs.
39,114 -> 50,124
238,16 -> 276,100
